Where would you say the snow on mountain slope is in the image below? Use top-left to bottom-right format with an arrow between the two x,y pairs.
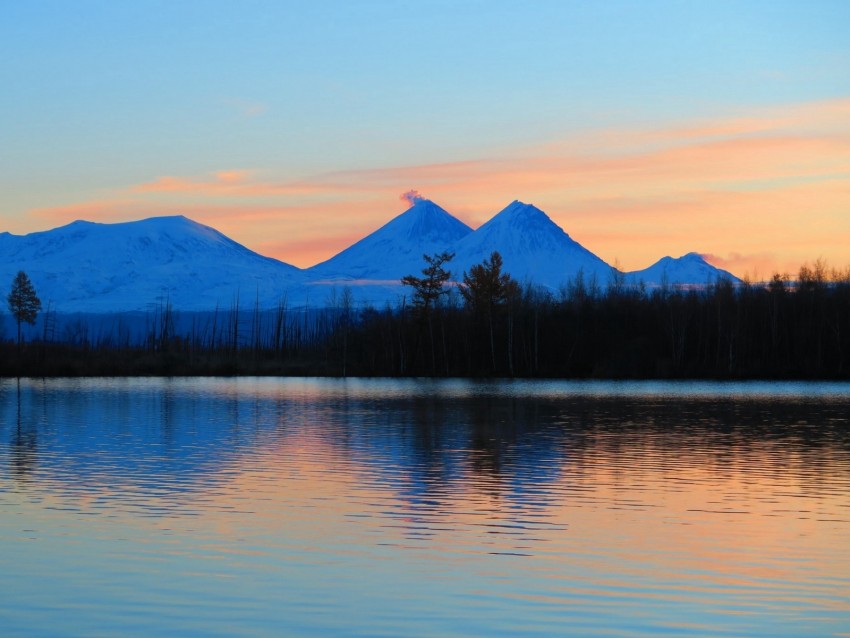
0,206 -> 746,315
450,201 -> 615,290
307,198 -> 473,282
625,252 -> 742,286
0,216 -> 303,312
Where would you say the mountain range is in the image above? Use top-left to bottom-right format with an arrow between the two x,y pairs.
0,199 -> 740,313
0,216 -> 301,313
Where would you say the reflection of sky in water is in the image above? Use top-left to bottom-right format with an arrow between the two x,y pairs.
1,378 -> 849,637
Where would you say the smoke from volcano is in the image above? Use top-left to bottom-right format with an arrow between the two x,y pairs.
400,190 -> 425,207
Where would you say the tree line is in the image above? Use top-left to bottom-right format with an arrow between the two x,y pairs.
351,253 -> 850,379
3,256 -> 850,379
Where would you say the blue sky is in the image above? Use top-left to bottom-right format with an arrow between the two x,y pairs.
2,1 -> 849,273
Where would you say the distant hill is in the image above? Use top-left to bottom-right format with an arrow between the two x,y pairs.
625,252 -> 742,286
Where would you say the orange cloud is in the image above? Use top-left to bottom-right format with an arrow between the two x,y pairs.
29,197 -> 408,268
562,176 -> 849,273
20,96 -> 850,276
256,232 -> 367,268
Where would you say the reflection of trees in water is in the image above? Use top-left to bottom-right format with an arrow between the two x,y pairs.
359,393 -> 850,512
9,378 -> 38,481
205,391 -> 850,511
3,379 -> 848,513
548,397 -> 850,497
331,395 -> 571,512
467,399 -> 550,483
10,422 -> 38,481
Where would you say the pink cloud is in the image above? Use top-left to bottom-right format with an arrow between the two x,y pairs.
131,170 -> 320,197
701,252 -> 783,280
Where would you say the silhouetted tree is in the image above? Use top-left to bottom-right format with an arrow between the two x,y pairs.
460,251 -> 519,372
402,252 -> 454,313
7,271 -> 41,347
402,252 -> 454,372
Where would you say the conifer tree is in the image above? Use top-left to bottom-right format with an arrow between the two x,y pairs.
401,252 -> 454,313
402,252 -> 455,372
460,251 -> 519,372
7,271 -> 42,346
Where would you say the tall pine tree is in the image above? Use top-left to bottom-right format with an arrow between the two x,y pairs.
7,271 -> 42,346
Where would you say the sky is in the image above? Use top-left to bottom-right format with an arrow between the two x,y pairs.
2,0 -> 849,278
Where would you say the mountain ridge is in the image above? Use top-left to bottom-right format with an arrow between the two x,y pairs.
0,215 -> 303,312
1,203 -> 739,312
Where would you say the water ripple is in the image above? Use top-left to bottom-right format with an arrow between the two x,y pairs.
1,377 -> 849,636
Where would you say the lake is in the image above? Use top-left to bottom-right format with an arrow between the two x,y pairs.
1,377 -> 849,637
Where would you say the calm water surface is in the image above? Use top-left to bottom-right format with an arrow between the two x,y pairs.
1,377 -> 849,637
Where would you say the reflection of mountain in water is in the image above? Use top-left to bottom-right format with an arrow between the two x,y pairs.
2,379 -> 849,516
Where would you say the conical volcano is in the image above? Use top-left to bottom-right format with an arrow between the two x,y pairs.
451,200 -> 615,289
307,198 -> 473,281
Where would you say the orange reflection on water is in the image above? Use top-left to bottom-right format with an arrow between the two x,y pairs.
168,416 -> 850,607
5,378 -> 850,631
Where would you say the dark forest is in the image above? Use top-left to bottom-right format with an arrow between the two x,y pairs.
2,256 -> 849,379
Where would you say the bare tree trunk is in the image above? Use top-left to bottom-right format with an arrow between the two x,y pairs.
489,312 -> 496,373
429,314 -> 436,374
507,311 -> 514,376
534,308 -> 539,375
441,313 -> 449,376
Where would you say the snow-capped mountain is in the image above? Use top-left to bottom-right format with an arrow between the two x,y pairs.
308,198 -> 472,281
0,216 -> 302,312
625,252 -> 741,286
1,203 -> 745,316
450,201 -> 615,290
